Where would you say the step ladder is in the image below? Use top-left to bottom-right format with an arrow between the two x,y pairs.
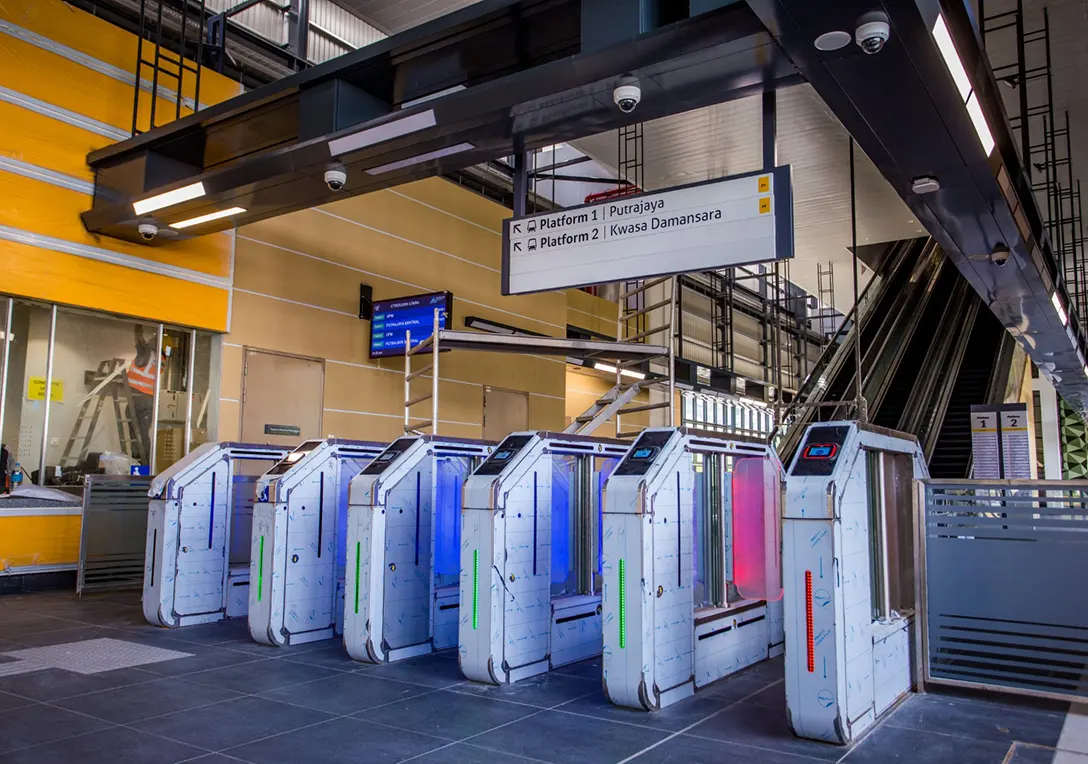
566,275 -> 677,438
61,359 -> 147,468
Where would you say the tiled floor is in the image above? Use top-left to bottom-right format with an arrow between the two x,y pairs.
0,590 -> 1070,763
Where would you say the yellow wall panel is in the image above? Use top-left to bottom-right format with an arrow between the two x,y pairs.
567,289 -> 618,338
395,179 -> 512,234
220,344 -> 244,400
218,399 -> 241,441
0,35 -> 189,132
0,102 -> 109,182
0,172 -> 232,280
0,238 -> 228,330
0,0 -> 242,107
0,515 -> 81,570
240,211 -> 564,332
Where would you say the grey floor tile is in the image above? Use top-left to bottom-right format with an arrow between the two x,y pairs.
0,702 -> 110,753
1008,743 -> 1056,763
739,676 -> 786,709
226,716 -> 446,764
361,688 -> 538,739
555,686 -> 733,732
0,725 -> 206,764
183,657 -> 341,693
132,695 -> 334,751
366,651 -> 467,688
685,700 -> 842,761
469,709 -> 670,764
0,666 -> 159,702
411,742 -> 547,763
0,692 -> 34,712
452,672 -> 600,708
55,676 -> 242,723
179,756 -> 251,764
841,723 -> 1013,763
260,672 -> 431,714
1059,704 -> 1088,754
1,616 -> 77,640
6,625 -> 120,648
887,693 -> 1066,748
280,643 -> 365,672
632,733 -> 833,763
1054,752 -> 1088,763
552,657 -> 604,681
136,647 -> 267,677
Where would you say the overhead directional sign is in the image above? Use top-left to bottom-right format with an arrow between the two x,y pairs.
501,166 -> 792,295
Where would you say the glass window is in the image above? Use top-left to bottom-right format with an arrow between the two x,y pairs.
46,308 -> 159,482
190,331 -> 219,451
2,301 -> 53,485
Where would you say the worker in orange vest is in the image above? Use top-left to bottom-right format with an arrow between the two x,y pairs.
127,327 -> 171,463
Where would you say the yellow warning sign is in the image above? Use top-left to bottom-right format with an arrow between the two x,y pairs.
759,197 -> 771,214
27,378 -> 64,402
757,175 -> 770,193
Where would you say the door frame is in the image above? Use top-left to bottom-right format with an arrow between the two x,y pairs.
240,346 -> 325,439
482,385 -> 530,440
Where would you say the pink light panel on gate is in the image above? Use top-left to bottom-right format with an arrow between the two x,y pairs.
731,457 -> 782,602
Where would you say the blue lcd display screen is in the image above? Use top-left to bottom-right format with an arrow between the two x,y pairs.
369,291 -> 453,359
632,447 -> 655,460
803,444 -> 837,459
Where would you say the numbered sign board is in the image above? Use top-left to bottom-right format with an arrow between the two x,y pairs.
501,166 -> 793,295
970,403 -> 1032,479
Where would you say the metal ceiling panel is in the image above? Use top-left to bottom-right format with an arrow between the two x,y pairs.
744,0 -> 1088,413
336,0 -> 481,34
573,84 -> 923,308
81,0 -> 798,245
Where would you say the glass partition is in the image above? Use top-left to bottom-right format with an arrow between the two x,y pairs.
0,294 -> 221,481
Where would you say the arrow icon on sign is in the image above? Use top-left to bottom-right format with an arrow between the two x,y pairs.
512,223 -> 522,235
513,242 -> 522,252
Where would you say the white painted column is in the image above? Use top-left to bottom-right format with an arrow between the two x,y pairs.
1034,374 -> 1063,480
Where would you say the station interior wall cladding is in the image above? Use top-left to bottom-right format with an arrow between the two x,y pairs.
0,0 -> 650,572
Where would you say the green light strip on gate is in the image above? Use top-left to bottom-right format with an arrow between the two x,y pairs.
472,549 -> 480,630
354,542 -> 362,614
257,536 -> 265,602
618,558 -> 626,649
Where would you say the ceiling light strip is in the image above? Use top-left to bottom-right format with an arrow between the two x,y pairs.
134,182 -> 206,215
931,14 -> 995,156
171,206 -> 246,229
365,142 -> 475,176
328,109 -> 438,157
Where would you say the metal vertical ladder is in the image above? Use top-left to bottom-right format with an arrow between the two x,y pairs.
131,0 -> 208,135
403,310 -> 441,435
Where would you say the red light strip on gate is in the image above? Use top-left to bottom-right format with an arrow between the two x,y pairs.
805,570 -> 815,673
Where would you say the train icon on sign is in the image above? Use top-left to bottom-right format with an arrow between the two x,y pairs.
528,239 -> 537,251
527,220 -> 537,233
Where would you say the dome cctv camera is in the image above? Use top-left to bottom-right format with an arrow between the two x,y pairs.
324,168 -> 347,192
613,76 -> 641,114
137,222 -> 159,241
855,11 -> 890,54
990,243 -> 1011,267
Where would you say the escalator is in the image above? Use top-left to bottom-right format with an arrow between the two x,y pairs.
778,238 -> 1017,478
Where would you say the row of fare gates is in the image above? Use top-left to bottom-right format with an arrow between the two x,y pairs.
143,423 -> 926,746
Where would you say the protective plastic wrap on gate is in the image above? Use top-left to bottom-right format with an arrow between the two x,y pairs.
731,456 -> 782,601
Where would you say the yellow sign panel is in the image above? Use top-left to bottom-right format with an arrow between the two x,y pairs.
759,197 -> 772,214
27,378 -> 64,403
757,175 -> 770,193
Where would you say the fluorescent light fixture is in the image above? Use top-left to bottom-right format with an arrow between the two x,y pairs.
931,15 -> 971,100
401,85 -> 466,110
593,362 -> 645,380
1083,365 -> 1087,379
133,181 -> 205,215
1052,292 -> 1069,326
932,13 -> 994,155
170,206 -> 246,229
965,93 -> 996,155
328,110 -> 437,157
365,142 -> 475,176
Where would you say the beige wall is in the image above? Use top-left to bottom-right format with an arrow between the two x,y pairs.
220,179 -> 571,443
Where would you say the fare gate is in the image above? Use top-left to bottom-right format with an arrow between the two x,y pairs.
918,479 -> 1088,702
